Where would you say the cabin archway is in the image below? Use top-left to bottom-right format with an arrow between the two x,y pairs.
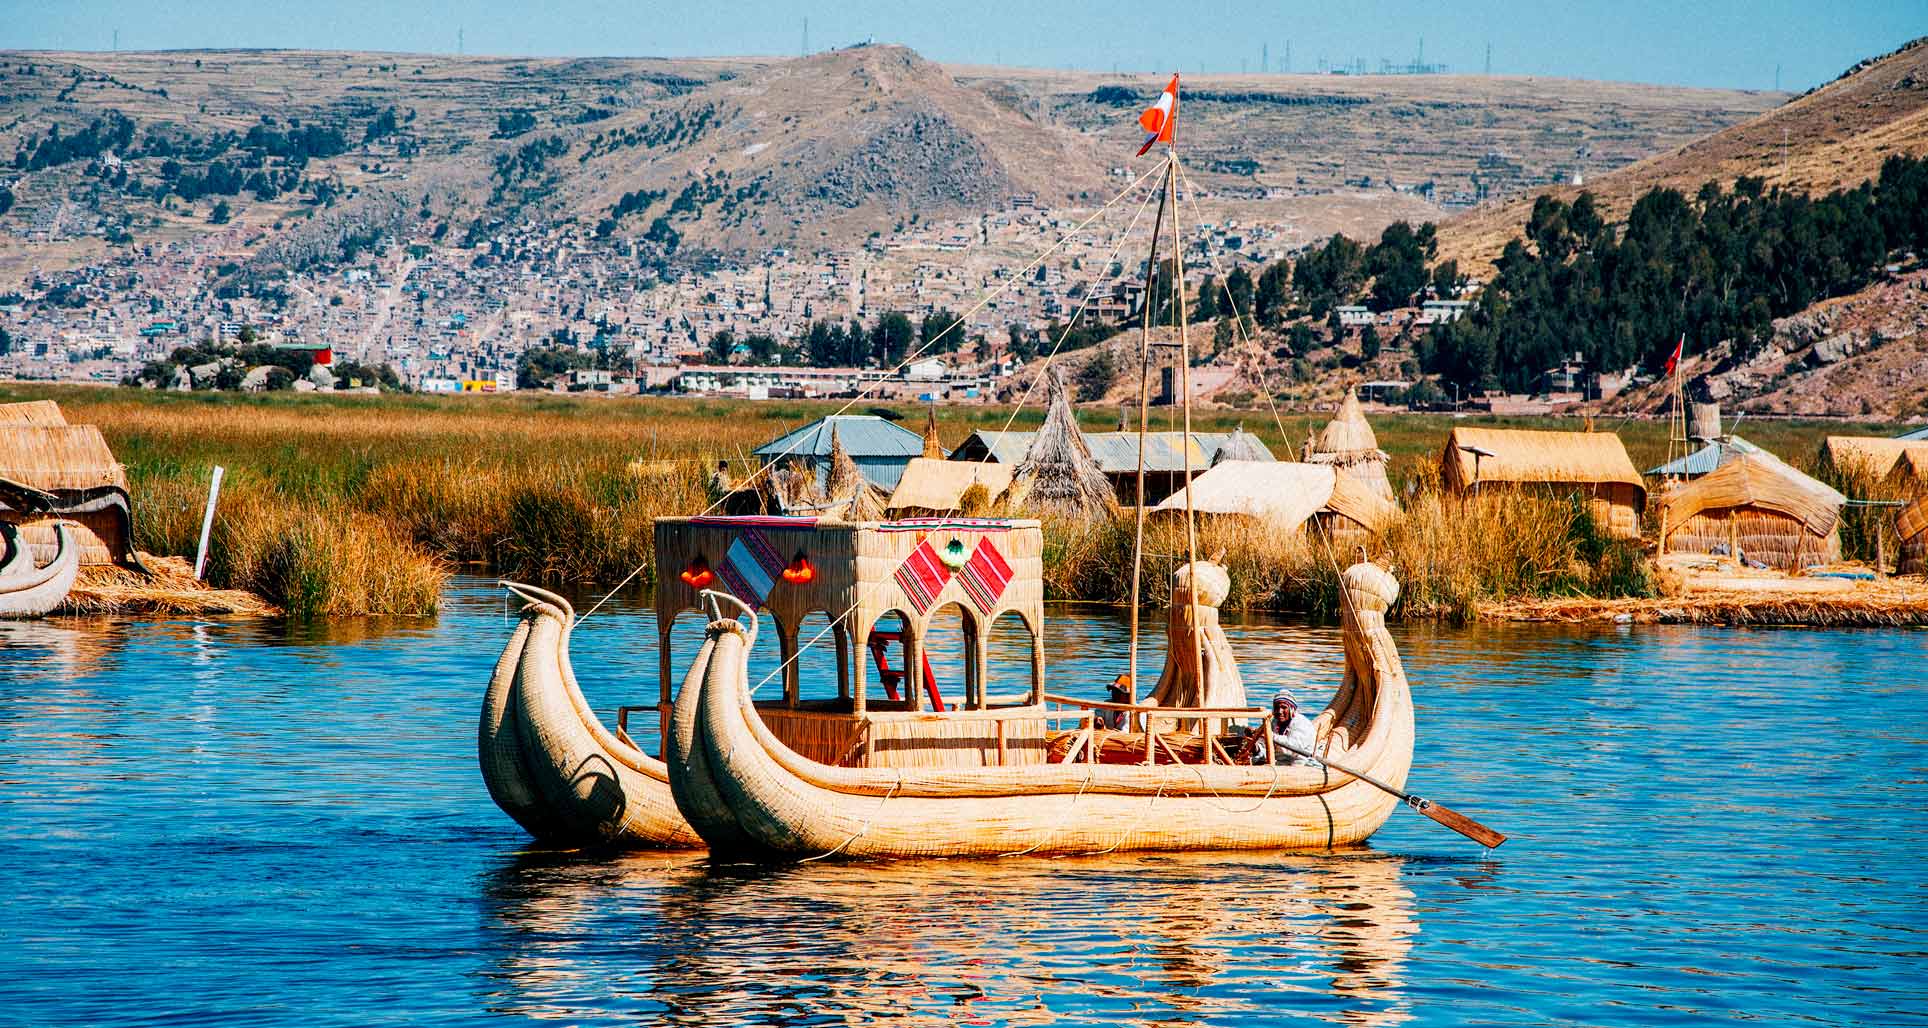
985,608 -> 1044,708
920,601 -> 982,711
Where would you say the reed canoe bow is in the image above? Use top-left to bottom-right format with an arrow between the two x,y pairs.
0,522 -> 79,619
683,563 -> 1413,859
480,582 -> 701,849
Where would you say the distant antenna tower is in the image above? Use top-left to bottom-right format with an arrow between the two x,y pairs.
1418,35 -> 1424,67
802,17 -> 808,56
1284,40 -> 1291,72
1774,63 -> 1781,91
458,27 -> 464,56
1262,43 -> 1268,73
1484,41 -> 1492,75
112,29 -> 119,52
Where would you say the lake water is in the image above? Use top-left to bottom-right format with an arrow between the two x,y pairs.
2,577 -> 1924,1027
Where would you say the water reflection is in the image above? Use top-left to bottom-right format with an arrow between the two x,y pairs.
478,851 -> 1419,1026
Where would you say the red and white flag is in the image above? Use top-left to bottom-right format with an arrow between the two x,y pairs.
1664,332 -> 1684,376
1136,73 -> 1179,156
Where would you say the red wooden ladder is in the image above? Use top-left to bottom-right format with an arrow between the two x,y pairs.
866,630 -> 945,712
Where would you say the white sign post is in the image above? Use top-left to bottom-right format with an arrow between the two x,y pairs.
193,465 -> 226,581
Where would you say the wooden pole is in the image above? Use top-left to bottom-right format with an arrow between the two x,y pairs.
193,465 -> 225,581
1127,154 -> 1170,726
1168,156 -> 1208,760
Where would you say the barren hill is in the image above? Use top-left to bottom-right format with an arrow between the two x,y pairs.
1438,37 -> 1928,273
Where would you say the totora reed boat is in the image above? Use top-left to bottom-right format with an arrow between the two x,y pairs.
0,521 -> 80,619
480,73 -> 1502,858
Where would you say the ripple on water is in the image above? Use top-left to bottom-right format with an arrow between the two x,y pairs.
0,580 -> 1924,1027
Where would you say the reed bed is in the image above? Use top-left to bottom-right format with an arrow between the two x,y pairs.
0,384 -> 1891,619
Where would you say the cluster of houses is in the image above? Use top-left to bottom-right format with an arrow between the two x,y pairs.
725,384 -> 1928,579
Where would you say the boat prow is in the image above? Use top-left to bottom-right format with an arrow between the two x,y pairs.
675,563 -> 1414,860
479,582 -> 701,849
0,521 -> 80,619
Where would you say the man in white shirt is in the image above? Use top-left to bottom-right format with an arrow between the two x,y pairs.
1252,689 -> 1318,766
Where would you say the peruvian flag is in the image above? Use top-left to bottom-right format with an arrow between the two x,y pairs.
1664,332 -> 1684,375
1136,73 -> 1179,156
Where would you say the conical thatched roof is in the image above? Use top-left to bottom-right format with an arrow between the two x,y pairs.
822,424 -> 888,520
921,407 -> 943,459
1306,389 -> 1393,502
1211,425 -> 1272,465
1004,365 -> 1116,519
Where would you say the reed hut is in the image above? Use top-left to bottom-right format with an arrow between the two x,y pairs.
1899,495 -> 1928,576
1438,426 -> 1646,538
0,400 -> 68,426
1001,365 -> 1116,519
886,459 -> 1016,517
0,420 -> 134,565
1152,461 -> 1398,549
1658,455 -> 1845,570
820,425 -> 889,521
1210,426 -> 1273,466
1818,436 -> 1928,481
1304,389 -> 1394,503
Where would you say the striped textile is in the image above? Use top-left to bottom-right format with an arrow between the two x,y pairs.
717,529 -> 786,606
876,517 -> 1014,533
690,515 -> 820,529
892,539 -> 953,613
957,538 -> 1014,612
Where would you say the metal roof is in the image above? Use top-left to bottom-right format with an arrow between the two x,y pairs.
1645,436 -> 1767,477
952,430 -> 1272,474
1895,426 -> 1928,441
753,415 -> 929,460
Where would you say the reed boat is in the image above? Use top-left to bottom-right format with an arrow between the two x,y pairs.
659,516 -> 1413,860
0,521 -> 79,618
480,582 -> 701,849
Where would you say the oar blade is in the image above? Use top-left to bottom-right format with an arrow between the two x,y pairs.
1410,797 -> 1507,849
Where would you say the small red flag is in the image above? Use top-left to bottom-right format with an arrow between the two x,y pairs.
1136,74 -> 1179,156
1664,333 -> 1684,375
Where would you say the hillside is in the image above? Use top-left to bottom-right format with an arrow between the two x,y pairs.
0,45 -> 1784,281
1438,37 -> 1928,273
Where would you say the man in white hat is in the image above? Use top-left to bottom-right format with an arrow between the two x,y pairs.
1251,689 -> 1318,766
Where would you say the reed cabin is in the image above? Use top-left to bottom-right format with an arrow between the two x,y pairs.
0,401 -> 135,566
1438,426 -> 1646,539
653,515 -> 1049,768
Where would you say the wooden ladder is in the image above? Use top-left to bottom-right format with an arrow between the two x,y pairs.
866,630 -> 945,712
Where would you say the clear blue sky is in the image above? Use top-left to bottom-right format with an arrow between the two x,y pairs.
8,0 -> 1922,92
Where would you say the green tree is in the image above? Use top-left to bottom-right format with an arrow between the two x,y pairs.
1360,324 -> 1381,362
1254,260 -> 1291,327
208,200 -> 231,224
707,330 -> 737,364
1225,266 -> 1255,322
1192,273 -> 1219,321
1075,347 -> 1118,401
871,312 -> 914,366
742,332 -> 779,364
920,309 -> 961,352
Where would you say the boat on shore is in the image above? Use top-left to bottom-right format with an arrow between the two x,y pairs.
0,521 -> 80,619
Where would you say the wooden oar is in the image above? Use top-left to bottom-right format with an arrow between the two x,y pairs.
1275,740 -> 1507,849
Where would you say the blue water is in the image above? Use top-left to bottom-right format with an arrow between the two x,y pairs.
2,578 -> 1924,1026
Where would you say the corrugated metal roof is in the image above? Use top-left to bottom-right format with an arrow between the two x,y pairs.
1645,436 -> 1767,477
952,430 -> 1272,474
1895,426 -> 1928,441
753,415 -> 928,460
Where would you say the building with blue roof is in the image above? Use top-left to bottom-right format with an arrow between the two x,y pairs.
752,414 -> 933,491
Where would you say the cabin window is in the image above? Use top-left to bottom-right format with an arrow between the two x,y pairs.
985,609 -> 1042,707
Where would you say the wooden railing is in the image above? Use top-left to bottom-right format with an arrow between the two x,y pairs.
1042,692 -> 1268,765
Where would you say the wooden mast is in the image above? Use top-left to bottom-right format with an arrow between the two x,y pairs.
1166,148 -> 1207,759
1127,154 -> 1170,716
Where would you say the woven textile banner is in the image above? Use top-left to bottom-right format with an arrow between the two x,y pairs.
957,537 -> 1014,612
717,529 -> 785,606
892,539 -> 953,614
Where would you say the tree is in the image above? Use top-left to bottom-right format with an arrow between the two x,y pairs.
1366,221 -> 1432,311
1293,234 -> 1368,317
1192,273 -> 1219,321
516,345 -> 590,388
0,186 -> 13,217
920,308 -> 961,352
1430,259 -> 1462,300
1254,260 -> 1291,327
707,330 -> 737,365
1360,324 -> 1381,362
1075,347 -> 1119,401
871,312 -> 914,366
208,200 -> 231,224
742,333 -> 779,365
1225,266 -> 1255,322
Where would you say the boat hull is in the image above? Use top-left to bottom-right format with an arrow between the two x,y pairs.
675,564 -> 1414,860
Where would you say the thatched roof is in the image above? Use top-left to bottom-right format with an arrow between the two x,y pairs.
1439,427 -> 1644,500
1307,389 -> 1385,464
1152,461 -> 1398,533
887,458 -> 1017,515
920,408 -> 943,459
0,425 -> 127,491
0,400 -> 68,426
1661,454 -> 1845,537
1004,365 -> 1116,519
1819,436 -> 1928,479
1883,448 -> 1928,496
1211,426 -> 1273,465
821,424 -> 888,520
1899,495 -> 1928,544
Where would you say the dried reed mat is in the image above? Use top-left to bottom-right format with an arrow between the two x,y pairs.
59,553 -> 279,616
1483,576 -> 1928,626
0,424 -> 127,491
0,399 -> 68,426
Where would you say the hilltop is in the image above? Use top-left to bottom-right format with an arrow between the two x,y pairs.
1438,37 -> 1928,273
0,44 -> 1783,280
